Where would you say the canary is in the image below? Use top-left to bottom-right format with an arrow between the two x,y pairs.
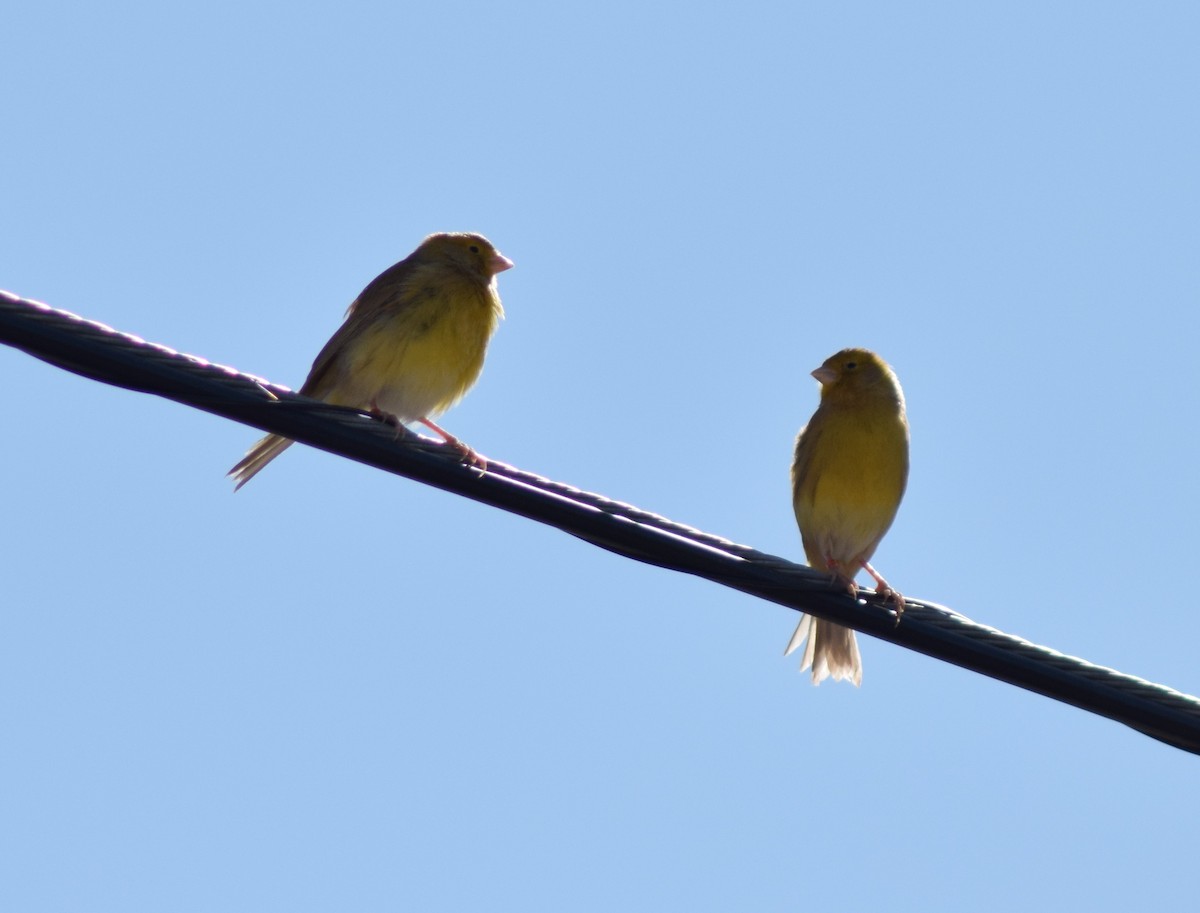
229,232 -> 512,489
785,348 -> 909,685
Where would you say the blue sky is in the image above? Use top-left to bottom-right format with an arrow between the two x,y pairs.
3,2 -> 1198,910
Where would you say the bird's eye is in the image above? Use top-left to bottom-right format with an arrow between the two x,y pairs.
845,361 -> 858,370
469,245 -> 480,253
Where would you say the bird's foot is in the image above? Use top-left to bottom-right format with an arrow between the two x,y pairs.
823,558 -> 859,600
418,418 -> 487,472
366,403 -> 405,439
863,561 -> 905,625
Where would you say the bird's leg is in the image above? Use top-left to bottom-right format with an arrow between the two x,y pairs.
824,557 -> 859,600
862,561 -> 904,625
418,417 -> 487,471
366,400 -> 405,439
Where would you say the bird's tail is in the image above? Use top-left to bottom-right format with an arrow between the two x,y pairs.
784,614 -> 863,686
228,433 -> 294,491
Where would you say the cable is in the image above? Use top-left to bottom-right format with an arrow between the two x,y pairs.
3,288 -> 1199,755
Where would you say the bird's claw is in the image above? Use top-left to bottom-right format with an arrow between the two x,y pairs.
875,585 -> 905,626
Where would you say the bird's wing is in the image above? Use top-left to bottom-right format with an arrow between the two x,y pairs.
790,410 -> 825,491
299,256 -> 422,398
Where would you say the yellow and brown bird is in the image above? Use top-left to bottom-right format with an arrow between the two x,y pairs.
785,348 -> 909,685
229,231 -> 512,489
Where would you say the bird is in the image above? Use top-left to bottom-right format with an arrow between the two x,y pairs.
229,231 -> 512,490
784,348 -> 910,685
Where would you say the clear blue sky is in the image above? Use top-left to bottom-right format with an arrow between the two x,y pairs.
3,2 -> 1198,910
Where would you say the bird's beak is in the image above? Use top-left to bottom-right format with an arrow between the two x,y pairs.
490,253 -> 515,274
811,366 -> 837,385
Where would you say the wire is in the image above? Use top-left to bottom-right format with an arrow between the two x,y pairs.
3,288 -> 1199,755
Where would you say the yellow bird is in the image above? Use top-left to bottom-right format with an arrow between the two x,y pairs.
785,348 -> 910,685
229,231 -> 512,489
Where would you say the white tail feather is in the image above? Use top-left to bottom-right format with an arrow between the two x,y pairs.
228,433 -> 294,491
784,614 -> 862,686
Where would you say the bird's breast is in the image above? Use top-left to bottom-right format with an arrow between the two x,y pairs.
793,404 -> 909,565
343,282 -> 501,421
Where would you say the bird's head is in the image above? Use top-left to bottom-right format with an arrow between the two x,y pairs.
813,348 -> 903,406
417,232 -> 514,282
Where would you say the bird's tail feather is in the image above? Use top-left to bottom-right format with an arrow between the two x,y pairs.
784,615 -> 862,686
228,433 -> 294,491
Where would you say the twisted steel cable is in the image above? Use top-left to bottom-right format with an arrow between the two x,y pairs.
2,289 -> 1198,755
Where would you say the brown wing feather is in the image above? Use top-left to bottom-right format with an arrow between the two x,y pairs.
299,252 -> 428,399
789,408 -> 826,493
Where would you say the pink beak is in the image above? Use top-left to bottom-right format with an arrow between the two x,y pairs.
811,365 -> 837,385
490,252 -> 515,274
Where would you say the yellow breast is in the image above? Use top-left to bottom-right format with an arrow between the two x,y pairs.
792,402 -> 909,568
330,273 -> 501,421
